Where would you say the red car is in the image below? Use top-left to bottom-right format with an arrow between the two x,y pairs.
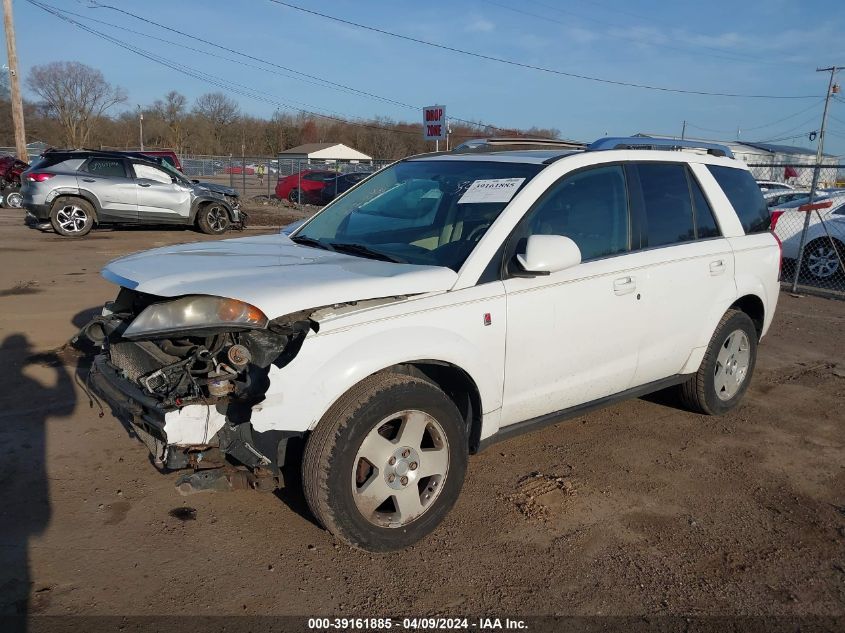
225,165 -> 255,175
0,153 -> 29,208
275,169 -> 336,204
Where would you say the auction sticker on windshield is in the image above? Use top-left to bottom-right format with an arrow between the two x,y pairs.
458,178 -> 526,204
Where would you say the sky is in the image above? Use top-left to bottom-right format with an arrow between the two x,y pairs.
5,0 -> 845,157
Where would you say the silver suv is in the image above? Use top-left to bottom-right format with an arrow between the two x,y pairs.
21,150 -> 242,237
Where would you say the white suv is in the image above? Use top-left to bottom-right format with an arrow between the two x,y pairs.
83,137 -> 780,551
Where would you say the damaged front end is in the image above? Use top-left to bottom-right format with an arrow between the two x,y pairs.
79,287 -> 312,489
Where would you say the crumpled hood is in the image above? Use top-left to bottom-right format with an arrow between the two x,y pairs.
102,233 -> 458,318
196,181 -> 238,197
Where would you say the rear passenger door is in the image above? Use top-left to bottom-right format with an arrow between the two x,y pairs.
78,157 -> 137,221
626,162 -> 737,386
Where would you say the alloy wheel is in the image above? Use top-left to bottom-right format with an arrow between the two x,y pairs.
806,243 -> 841,279
55,204 -> 89,234
351,410 -> 449,528
206,206 -> 229,232
5,191 -> 22,208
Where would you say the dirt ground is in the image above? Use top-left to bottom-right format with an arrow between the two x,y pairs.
0,207 -> 843,622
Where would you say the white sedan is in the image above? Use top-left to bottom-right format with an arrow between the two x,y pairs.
771,195 -> 845,280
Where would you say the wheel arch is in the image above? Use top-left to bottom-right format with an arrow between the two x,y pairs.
47,190 -> 101,222
730,294 -> 765,340
390,361 -> 484,454
190,196 -> 235,223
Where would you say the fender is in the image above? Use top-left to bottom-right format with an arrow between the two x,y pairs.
248,323 -> 500,438
45,187 -> 103,219
189,196 -> 236,223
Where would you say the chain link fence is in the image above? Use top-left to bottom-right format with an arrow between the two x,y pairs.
747,163 -> 845,297
180,154 -> 393,205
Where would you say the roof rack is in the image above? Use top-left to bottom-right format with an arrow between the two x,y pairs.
452,137 -> 586,153
587,136 -> 734,158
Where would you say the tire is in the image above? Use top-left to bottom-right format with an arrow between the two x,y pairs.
50,197 -> 95,237
678,309 -> 758,415
3,189 -> 22,208
302,372 -> 468,552
800,238 -> 844,281
196,202 -> 231,235
288,188 -> 301,204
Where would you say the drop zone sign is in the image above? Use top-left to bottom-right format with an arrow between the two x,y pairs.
423,105 -> 446,141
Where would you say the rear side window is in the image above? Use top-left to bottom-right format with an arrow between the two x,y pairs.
708,165 -> 770,234
688,172 -> 720,238
84,158 -> 126,178
636,163 -> 695,247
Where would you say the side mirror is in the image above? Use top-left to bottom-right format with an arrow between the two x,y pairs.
516,234 -> 582,275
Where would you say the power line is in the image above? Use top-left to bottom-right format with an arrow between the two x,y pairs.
755,113 -> 822,143
484,0 -> 780,67
685,98 -> 826,135
84,1 -> 509,133
27,0 -> 425,138
267,0 -> 820,99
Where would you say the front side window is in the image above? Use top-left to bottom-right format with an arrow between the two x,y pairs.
133,162 -> 173,184
518,165 -> 630,261
84,158 -> 126,178
708,165 -> 770,234
294,160 -> 542,271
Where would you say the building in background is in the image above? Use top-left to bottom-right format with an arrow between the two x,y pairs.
278,143 -> 372,164
636,134 -> 840,187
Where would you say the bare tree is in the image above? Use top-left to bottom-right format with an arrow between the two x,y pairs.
153,90 -> 188,153
193,92 -> 239,153
26,61 -> 127,147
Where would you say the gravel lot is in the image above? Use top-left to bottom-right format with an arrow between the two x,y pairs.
0,208 -> 843,621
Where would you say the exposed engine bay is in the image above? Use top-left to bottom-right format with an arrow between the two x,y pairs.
79,287 -> 315,491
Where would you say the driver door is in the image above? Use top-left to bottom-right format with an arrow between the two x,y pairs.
500,164 -> 645,426
131,161 -> 192,223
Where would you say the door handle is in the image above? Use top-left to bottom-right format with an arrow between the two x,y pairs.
138,182 -> 151,187
709,260 -> 726,275
613,276 -> 637,295
81,178 -> 95,182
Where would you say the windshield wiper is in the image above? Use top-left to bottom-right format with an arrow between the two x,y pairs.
290,235 -> 334,252
329,242 -> 405,263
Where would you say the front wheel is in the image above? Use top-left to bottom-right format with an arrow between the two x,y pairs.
678,309 -> 758,415
302,372 -> 467,552
288,188 -> 302,204
197,203 -> 231,235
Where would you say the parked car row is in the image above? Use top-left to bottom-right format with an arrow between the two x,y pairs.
770,194 -> 845,280
20,149 -> 243,237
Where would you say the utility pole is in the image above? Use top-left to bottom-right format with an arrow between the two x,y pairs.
681,120 -> 686,140
3,0 -> 27,161
791,65 -> 843,293
137,105 -> 144,151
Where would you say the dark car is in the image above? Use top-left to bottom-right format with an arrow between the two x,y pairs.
319,171 -> 373,204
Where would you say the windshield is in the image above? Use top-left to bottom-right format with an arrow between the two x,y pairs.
293,159 -> 542,271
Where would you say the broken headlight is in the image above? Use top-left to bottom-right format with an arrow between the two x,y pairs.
123,295 -> 268,338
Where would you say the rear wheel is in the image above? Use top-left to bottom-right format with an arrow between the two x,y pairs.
801,238 -> 844,280
679,309 -> 758,415
50,198 -> 94,237
197,203 -> 231,235
302,372 -> 467,552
